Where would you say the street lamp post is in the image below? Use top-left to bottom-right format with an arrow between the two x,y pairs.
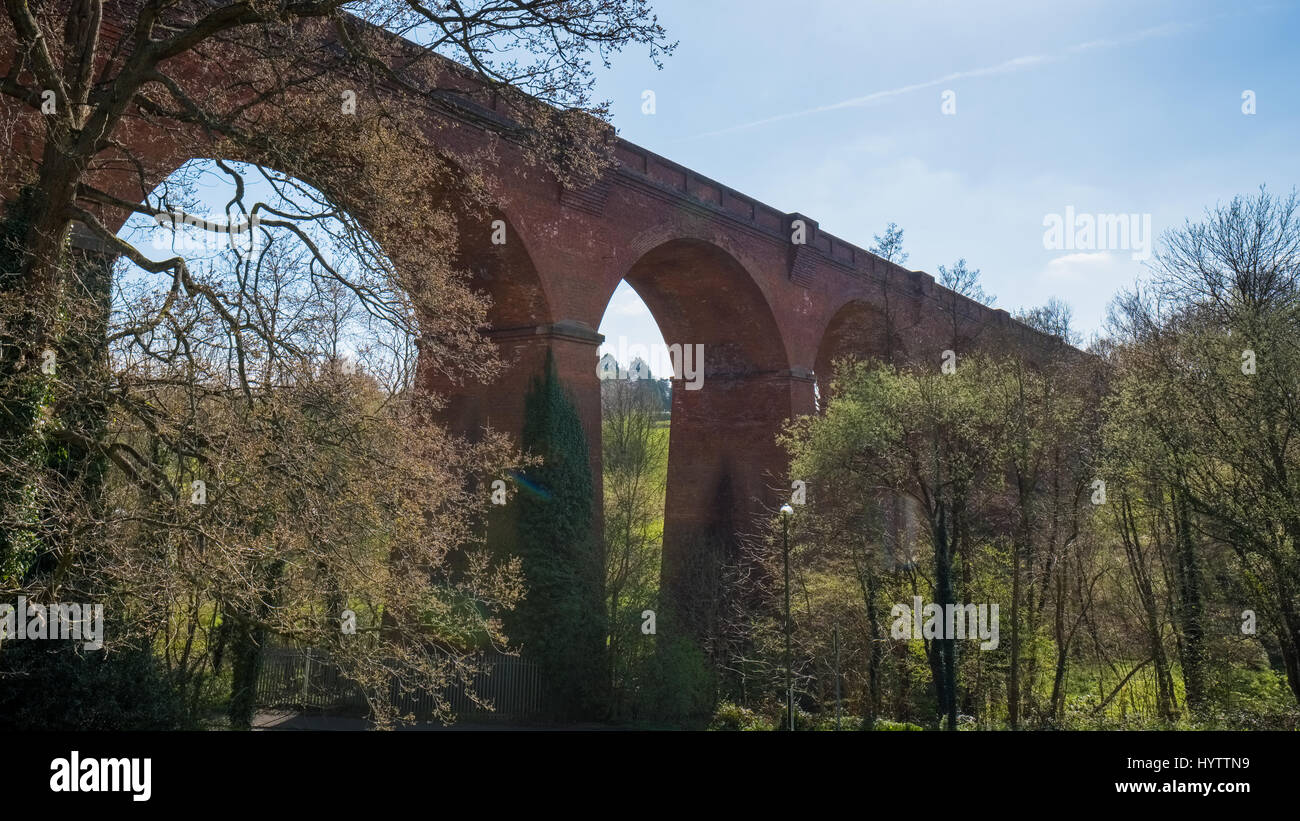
780,503 -> 795,731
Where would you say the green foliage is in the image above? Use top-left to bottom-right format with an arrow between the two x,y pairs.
1100,187 -> 1300,718
779,356 -> 1025,729
760,347 -> 1106,730
709,700 -> 773,731
636,633 -> 714,726
709,700 -> 903,731
0,638 -> 184,730
735,189 -> 1300,732
0,187 -> 54,586
872,719 -> 926,731
512,349 -> 606,718
602,370 -> 667,718
0,186 -> 113,587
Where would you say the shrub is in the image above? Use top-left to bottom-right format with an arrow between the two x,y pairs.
0,640 -> 182,730
709,701 -> 773,731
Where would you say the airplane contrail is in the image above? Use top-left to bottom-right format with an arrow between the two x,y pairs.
681,20 -> 1201,140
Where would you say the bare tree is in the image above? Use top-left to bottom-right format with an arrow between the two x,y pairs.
870,221 -> 909,266
0,0 -> 672,727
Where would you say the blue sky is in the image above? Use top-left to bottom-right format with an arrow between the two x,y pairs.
592,0 -> 1300,356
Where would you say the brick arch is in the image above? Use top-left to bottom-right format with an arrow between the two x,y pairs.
619,236 -> 788,376
103,145 -> 555,328
617,219 -> 755,275
604,235 -> 796,642
97,153 -> 385,238
429,168 -> 554,332
102,150 -> 555,448
463,210 -> 553,330
813,298 -> 898,408
411,178 -> 556,443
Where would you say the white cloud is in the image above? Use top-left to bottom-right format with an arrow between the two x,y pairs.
612,293 -> 649,316
1043,252 -> 1116,280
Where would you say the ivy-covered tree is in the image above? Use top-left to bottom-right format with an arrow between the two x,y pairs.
512,349 -> 606,718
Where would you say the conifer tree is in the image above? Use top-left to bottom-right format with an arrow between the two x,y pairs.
512,350 -> 606,717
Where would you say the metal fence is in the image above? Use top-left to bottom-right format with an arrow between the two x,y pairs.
256,643 -> 545,722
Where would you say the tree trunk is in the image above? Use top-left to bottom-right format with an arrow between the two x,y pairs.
1172,488 -> 1206,715
1008,526 -> 1023,729
933,503 -> 958,730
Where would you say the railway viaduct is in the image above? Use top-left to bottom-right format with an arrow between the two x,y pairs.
3,12 -> 1060,678
416,87 -> 1058,635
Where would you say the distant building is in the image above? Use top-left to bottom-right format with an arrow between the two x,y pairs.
597,354 -> 671,414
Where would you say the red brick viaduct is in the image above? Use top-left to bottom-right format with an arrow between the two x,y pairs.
6,15 -> 1060,648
